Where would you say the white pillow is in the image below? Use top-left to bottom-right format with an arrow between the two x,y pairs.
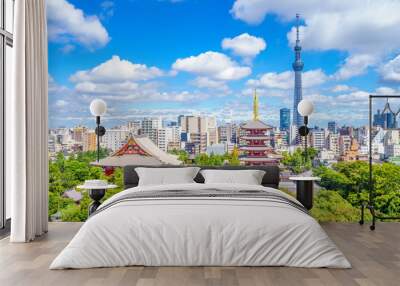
135,167 -> 200,186
200,169 -> 266,185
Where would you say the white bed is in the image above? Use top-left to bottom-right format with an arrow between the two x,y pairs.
50,183 -> 351,269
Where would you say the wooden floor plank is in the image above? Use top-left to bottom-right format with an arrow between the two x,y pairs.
0,222 -> 399,286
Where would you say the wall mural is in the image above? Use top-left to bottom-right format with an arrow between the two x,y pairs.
47,0 -> 400,222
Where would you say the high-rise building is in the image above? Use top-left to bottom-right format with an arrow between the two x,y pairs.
177,115 -> 185,127
72,126 -> 86,143
328,121 -> 337,134
280,108 -> 291,131
327,133 -> 340,156
373,109 -> 397,129
339,135 -> 352,155
180,115 -> 216,154
310,129 -> 327,150
218,124 -> 232,143
83,131 -> 97,152
292,14 -> 304,128
207,117 -> 218,145
101,129 -> 130,152
140,117 -> 161,144
126,120 -> 141,135
157,126 -> 181,152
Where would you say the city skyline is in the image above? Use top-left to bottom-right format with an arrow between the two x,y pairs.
48,0 -> 400,129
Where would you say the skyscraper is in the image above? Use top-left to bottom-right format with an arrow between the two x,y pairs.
280,108 -> 290,131
292,14 -> 304,127
328,121 -> 337,134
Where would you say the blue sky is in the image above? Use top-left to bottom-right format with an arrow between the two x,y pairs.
48,0 -> 400,128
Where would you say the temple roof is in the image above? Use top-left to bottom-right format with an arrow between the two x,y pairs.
241,119 -> 272,130
92,135 -> 181,167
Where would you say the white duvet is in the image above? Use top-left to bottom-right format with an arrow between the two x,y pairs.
50,183 -> 351,269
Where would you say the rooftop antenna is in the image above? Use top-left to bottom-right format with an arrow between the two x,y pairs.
296,13 -> 300,46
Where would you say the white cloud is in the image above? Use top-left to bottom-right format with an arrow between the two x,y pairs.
380,54 -> 400,82
172,51 -> 251,81
66,56 -> 215,104
75,81 -> 139,95
241,88 -> 287,98
55,100 -> 68,107
48,75 -> 69,95
70,55 -> 164,83
333,54 -> 378,80
331,84 -> 352,93
305,90 -> 369,107
375,86 -> 397,95
247,69 -> 327,89
303,69 -> 329,88
191,77 -> 229,92
47,0 -> 110,49
232,0 -> 400,56
98,90 -> 209,103
247,71 -> 292,89
222,33 -> 266,62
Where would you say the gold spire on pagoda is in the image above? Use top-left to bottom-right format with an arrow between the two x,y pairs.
253,89 -> 259,121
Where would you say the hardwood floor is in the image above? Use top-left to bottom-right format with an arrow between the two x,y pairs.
0,222 -> 399,286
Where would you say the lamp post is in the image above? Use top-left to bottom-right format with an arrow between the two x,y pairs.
90,99 -> 107,162
297,99 -> 314,163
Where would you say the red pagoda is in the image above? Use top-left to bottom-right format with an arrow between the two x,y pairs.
239,90 -> 278,166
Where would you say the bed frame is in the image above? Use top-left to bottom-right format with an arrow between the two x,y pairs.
123,165 -> 280,190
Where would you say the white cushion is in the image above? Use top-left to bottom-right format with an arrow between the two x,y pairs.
136,167 -> 200,186
200,169 -> 266,185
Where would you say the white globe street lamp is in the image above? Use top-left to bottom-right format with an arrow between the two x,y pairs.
90,99 -> 107,162
297,99 -> 315,162
297,99 -> 314,117
90,99 -> 107,117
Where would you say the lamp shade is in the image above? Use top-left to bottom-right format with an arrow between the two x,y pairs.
297,99 -> 314,116
90,99 -> 107,116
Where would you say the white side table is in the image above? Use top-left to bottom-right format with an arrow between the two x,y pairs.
289,176 -> 321,210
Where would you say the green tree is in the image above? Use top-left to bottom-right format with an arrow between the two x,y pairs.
169,149 -> 191,164
313,161 -> 400,217
282,147 -> 317,174
310,190 -> 366,222
48,149 -> 112,222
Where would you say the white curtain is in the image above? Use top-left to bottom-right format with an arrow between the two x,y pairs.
7,0 -> 48,242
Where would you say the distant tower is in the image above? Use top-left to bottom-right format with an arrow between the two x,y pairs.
292,13 -> 304,127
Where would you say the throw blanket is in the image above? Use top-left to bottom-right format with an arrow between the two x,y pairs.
91,188 -> 309,217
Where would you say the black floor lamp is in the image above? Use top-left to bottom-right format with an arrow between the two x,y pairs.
359,94 -> 400,230
90,99 -> 107,162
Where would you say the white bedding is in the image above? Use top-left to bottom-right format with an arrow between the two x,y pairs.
50,183 -> 351,269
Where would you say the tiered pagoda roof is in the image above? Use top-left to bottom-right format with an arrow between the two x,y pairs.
241,120 -> 273,130
92,134 -> 181,167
